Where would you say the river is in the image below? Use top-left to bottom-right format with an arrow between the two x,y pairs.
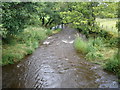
2,28 -> 119,88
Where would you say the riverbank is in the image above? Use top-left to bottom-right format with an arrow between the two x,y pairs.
74,36 -> 119,76
2,27 -> 118,88
74,18 -> 120,81
2,26 -> 52,66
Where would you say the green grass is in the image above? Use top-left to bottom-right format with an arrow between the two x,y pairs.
2,26 -> 52,66
74,37 -> 87,54
96,18 -> 118,37
105,52 -> 120,77
86,38 -> 104,62
74,18 -> 119,79
74,36 -> 118,71
75,37 -> 117,60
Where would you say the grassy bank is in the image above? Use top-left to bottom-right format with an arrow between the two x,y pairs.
2,26 -> 52,66
74,36 -> 119,77
74,18 -> 119,79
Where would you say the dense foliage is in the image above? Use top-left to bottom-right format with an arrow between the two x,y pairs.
94,2 -> 118,18
1,2 -> 97,40
1,2 -> 61,42
60,2 -> 97,36
2,2 -> 36,38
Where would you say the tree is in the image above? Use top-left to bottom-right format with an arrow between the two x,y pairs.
94,2 -> 118,18
60,2 -> 97,35
37,2 -> 62,28
2,2 -> 36,40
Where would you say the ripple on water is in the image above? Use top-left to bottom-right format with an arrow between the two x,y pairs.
2,28 -> 119,88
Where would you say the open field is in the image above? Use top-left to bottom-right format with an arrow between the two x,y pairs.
96,18 -> 118,37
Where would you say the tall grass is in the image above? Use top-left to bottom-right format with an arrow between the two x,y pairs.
74,36 -> 119,77
74,17 -> 119,78
74,36 -> 117,63
74,37 -> 87,54
74,37 -> 104,61
105,52 -> 120,77
2,26 -> 52,65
